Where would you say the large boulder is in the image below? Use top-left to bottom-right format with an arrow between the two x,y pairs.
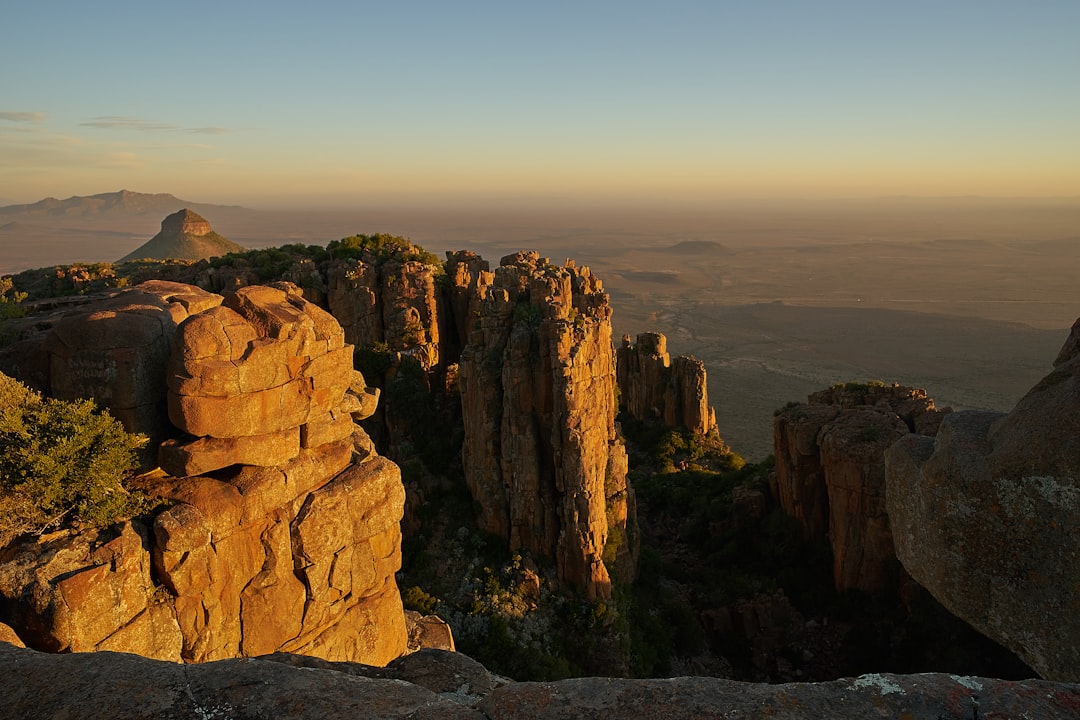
18,281 -> 223,455
0,522 -> 183,658
886,319 -> 1080,681
146,428 -> 408,665
0,643 -> 479,720
162,282 -> 354,474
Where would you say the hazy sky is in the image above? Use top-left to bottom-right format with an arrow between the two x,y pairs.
2,1 -> 1078,208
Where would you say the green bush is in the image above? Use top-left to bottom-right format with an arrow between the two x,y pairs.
0,373 -> 152,546
327,233 -> 441,267
402,585 -> 439,615
0,279 -> 28,319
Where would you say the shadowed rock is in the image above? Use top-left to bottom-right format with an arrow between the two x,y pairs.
886,318 -> 1080,681
773,383 -> 949,593
0,643 -> 480,719
616,331 -> 716,436
2,641 -> 1077,720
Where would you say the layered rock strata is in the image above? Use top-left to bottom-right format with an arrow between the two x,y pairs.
457,251 -> 636,600
0,281 -> 410,667
772,383 -> 950,593
616,331 -> 716,436
160,282 -> 365,476
886,318 -> 1080,682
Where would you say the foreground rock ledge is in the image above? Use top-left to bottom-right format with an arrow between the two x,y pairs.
3,643 -> 1078,720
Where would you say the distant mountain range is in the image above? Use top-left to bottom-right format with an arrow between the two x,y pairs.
0,190 -> 248,225
0,191 -> 263,274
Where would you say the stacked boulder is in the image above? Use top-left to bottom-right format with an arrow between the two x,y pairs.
158,283 -> 374,476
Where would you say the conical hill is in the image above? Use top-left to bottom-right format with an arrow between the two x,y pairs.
119,208 -> 245,262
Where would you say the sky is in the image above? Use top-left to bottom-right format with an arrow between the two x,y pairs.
1,0 -> 1078,209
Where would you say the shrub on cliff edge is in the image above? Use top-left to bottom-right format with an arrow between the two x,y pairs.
0,373 -> 151,547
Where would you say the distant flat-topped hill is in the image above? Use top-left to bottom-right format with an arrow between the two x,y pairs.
663,240 -> 731,254
119,208 -> 246,262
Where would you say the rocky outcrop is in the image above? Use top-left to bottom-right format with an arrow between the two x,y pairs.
444,250 -> 494,361
118,209 -> 245,262
145,436 -> 407,664
771,403 -> 839,540
457,251 -> 636,600
18,281 -> 220,455
616,332 -> 716,436
773,383 -> 950,593
3,641 -> 1078,720
0,521 -> 185,658
0,281 -> 410,667
326,256 -> 445,372
886,319 -> 1080,682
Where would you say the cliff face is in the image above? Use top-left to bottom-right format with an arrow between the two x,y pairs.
326,257 -> 445,372
615,332 -> 716,436
457,252 -> 636,600
886,317 -> 1080,682
772,383 -> 949,593
0,281 -> 408,666
0,246 -> 643,660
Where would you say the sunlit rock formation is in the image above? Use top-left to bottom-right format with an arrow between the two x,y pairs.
0,281 -> 409,666
457,251 -> 636,600
0,280 -> 220,455
326,256 -> 445,372
616,331 -> 716,436
886,317 -> 1080,682
159,282 -> 360,475
772,383 -> 949,593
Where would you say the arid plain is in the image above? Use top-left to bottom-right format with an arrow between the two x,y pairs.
3,196 -> 1077,459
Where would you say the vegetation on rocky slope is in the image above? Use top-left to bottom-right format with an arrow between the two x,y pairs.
621,416 -> 1033,682
0,240 -> 1039,684
0,373 -> 153,547
0,233 -> 440,305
